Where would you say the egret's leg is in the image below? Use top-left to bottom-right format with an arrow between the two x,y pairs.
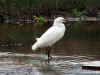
48,49 -> 50,63
47,47 -> 51,64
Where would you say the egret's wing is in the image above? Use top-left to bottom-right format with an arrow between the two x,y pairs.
39,26 -> 58,41
37,26 -> 61,46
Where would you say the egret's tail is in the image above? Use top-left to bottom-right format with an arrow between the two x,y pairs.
32,43 -> 38,51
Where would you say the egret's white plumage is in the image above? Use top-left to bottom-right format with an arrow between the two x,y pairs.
32,17 -> 66,51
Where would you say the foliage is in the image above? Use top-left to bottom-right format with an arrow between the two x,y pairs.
33,16 -> 44,24
37,16 -> 44,24
28,0 -> 38,8
0,0 -> 100,14
72,9 -> 81,18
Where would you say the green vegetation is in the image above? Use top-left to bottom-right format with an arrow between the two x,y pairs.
0,0 -> 100,14
33,16 -> 44,24
72,9 -> 81,17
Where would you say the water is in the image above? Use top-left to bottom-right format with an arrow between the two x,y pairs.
0,52 -> 99,75
0,23 -> 100,75
0,36 -> 100,75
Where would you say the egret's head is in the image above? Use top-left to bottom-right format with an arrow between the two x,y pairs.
54,17 -> 66,24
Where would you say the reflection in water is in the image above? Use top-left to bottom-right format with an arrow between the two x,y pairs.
0,52 -> 99,75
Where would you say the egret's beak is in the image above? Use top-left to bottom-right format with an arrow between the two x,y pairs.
63,19 -> 67,23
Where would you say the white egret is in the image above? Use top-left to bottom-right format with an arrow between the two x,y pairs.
32,17 -> 66,63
